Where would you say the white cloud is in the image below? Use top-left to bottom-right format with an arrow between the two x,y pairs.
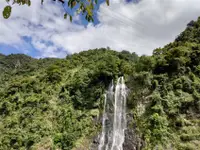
0,0 -> 200,57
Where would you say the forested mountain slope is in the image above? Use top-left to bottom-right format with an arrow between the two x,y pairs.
0,49 -> 138,150
129,17 -> 200,150
1,17 -> 200,150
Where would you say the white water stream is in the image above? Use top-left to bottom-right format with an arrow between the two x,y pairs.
98,77 -> 127,150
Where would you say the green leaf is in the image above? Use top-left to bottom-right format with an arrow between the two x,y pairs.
68,0 -> 72,7
22,0 -> 26,5
3,5 -> 12,19
106,0 -> 109,6
90,2 -> 94,10
86,5 -> 92,16
27,0 -> 31,6
70,15 -> 72,22
76,8 -> 82,14
64,13 -> 67,19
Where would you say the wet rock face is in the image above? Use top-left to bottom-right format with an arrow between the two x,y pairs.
90,128 -> 144,150
123,128 -> 137,150
123,113 -> 144,150
89,135 -> 100,150
90,113 -> 145,150
123,125 -> 144,150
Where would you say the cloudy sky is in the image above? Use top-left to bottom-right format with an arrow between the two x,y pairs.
0,0 -> 200,58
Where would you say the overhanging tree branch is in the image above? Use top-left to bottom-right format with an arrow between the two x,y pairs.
2,0 -> 109,22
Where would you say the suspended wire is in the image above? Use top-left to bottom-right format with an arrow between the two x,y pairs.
58,0 -> 152,49
97,4 -> 158,46
98,4 -> 156,44
98,11 -> 146,41
96,7 -> 156,49
62,3 -> 70,14
95,25 -> 145,49
98,8 -> 147,34
100,6 -> 148,29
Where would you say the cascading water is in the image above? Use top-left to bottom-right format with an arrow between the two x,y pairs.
98,77 -> 127,150
98,81 -> 114,150
98,94 -> 106,150
111,77 -> 127,150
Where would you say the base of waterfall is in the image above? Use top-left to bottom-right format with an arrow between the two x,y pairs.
89,112 -> 145,150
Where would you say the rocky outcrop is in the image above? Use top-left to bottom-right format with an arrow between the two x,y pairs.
123,125 -> 144,150
90,112 -> 145,150
123,113 -> 144,150
89,134 -> 100,150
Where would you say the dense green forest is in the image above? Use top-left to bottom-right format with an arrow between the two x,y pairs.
1,17 -> 200,150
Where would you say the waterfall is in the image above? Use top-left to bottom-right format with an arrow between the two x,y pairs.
111,77 -> 127,150
98,77 -> 127,150
98,94 -> 107,150
98,81 -> 114,150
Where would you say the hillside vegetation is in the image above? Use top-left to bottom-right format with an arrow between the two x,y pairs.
1,17 -> 200,150
0,50 -> 138,150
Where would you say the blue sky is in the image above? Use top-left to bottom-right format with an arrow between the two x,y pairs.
0,0 -> 106,57
1,0 -> 200,58
0,0 -> 122,57
0,36 -> 41,57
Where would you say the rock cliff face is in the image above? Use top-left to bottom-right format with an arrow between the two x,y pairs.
89,135 -> 99,150
123,113 -> 144,150
90,113 -> 144,150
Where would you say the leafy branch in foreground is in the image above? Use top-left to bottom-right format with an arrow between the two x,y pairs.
2,0 -> 109,22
